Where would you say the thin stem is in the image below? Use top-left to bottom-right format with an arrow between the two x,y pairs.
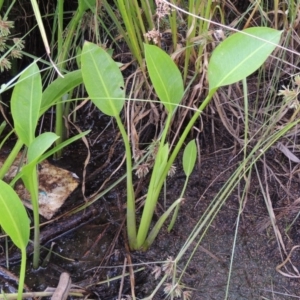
168,175 -> 189,232
54,0 -> 64,158
28,170 -> 40,268
55,5 -> 84,158
17,248 -> 27,300
242,78 -> 248,158
136,91 -> 215,249
136,114 -> 172,249
115,115 -> 137,249
0,139 -> 23,180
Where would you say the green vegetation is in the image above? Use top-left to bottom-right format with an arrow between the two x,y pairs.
1,0 -> 299,298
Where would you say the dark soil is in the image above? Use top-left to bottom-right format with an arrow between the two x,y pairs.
2,106 -> 300,300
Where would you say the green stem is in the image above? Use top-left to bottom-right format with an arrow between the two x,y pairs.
17,248 -> 27,300
27,170 -> 40,268
242,78 -> 248,158
115,115 -> 137,249
136,89 -> 216,249
0,139 -> 23,180
136,114 -> 172,248
142,198 -> 183,250
168,175 -> 189,232
54,0 -> 65,158
55,4 -> 84,158
165,89 -> 216,187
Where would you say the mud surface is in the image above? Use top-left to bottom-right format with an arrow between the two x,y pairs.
1,112 -> 300,300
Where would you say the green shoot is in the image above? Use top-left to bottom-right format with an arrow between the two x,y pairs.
81,41 -> 137,248
80,27 -> 282,251
168,139 -> 197,232
0,180 -> 30,300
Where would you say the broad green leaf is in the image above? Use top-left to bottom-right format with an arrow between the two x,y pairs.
27,132 -> 59,163
41,70 -> 83,115
81,42 -> 125,117
208,27 -> 282,90
11,62 -> 42,146
0,180 -> 30,250
183,140 -> 197,177
145,44 -> 184,113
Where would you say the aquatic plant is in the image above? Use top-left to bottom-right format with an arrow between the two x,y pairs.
81,27 -> 282,250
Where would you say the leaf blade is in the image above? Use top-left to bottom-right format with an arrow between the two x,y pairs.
81,42 -> 125,117
41,70 -> 83,115
11,62 -> 42,146
183,139 -> 197,177
208,27 -> 282,90
27,132 -> 59,163
145,44 -> 184,113
0,180 -> 30,250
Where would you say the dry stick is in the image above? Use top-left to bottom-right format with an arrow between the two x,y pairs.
88,152 -> 126,200
0,205 -> 98,264
0,266 -> 31,292
85,135 -> 119,182
67,99 -> 90,202
92,217 -> 125,282
51,272 -> 71,300
118,258 -> 127,300
120,195 -> 136,299
276,245 -> 300,278
0,290 -> 85,300
243,0 -> 261,30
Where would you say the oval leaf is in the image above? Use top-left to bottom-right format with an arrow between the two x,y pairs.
183,140 -> 197,177
145,44 -> 184,114
27,132 -> 59,163
208,27 -> 282,90
41,70 -> 83,115
0,180 -> 30,250
11,62 -> 42,146
81,42 -> 125,117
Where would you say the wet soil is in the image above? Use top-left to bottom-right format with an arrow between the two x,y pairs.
1,109 -> 300,300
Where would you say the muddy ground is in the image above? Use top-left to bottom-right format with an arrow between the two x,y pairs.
1,106 -> 300,300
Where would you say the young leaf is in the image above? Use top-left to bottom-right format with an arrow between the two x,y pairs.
144,44 -> 184,114
0,180 -> 30,250
9,131 -> 89,186
183,140 -> 197,177
11,62 -> 42,146
81,42 -> 125,117
208,27 -> 282,90
41,70 -> 83,115
27,132 -> 59,163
